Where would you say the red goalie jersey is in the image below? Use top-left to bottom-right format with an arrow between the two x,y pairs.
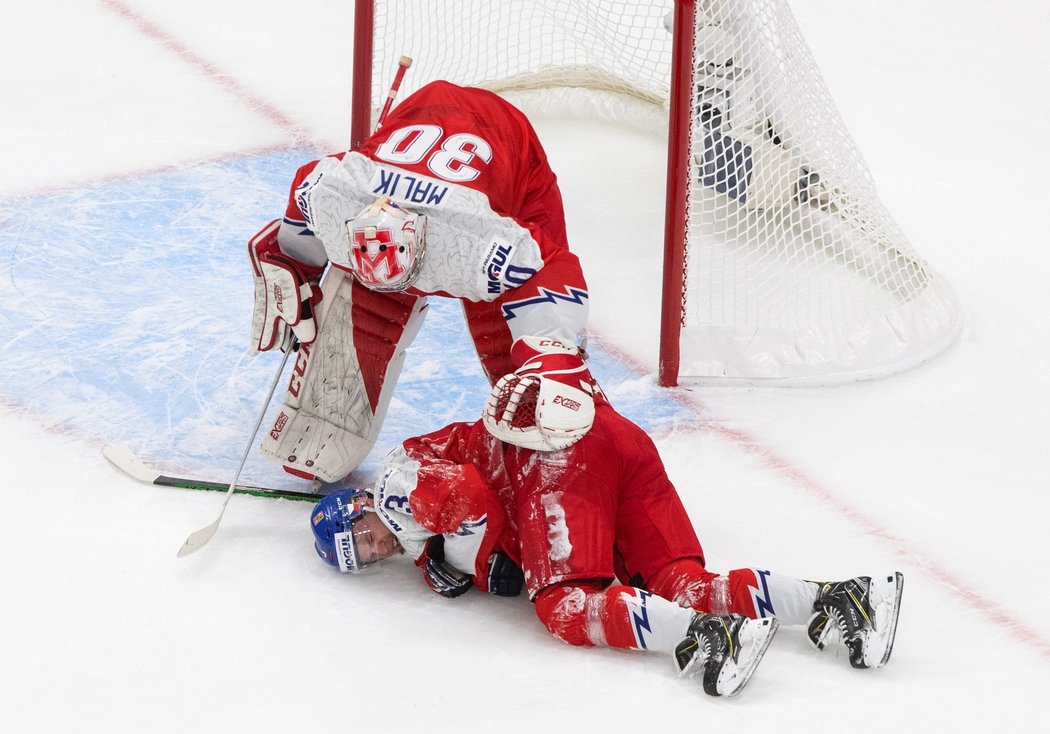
276,81 -> 589,380
356,80 -> 571,258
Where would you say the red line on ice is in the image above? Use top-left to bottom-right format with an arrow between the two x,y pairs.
99,0 -> 314,146
0,143 -> 306,202
594,332 -> 1050,662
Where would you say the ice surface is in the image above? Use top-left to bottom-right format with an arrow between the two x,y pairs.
2,1 -> 1048,731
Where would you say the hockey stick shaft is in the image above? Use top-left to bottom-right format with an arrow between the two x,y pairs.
376,55 -> 413,129
102,443 -> 320,502
177,346 -> 293,557
174,57 -> 414,554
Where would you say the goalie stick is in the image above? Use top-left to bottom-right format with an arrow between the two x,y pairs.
102,443 -> 321,502
174,55 -> 416,558
177,345 -> 293,557
376,56 -> 413,130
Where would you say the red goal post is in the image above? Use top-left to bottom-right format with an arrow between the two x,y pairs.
350,0 -> 960,387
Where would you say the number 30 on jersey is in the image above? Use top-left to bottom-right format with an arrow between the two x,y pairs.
374,125 -> 493,183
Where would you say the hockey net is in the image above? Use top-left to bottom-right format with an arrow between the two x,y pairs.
353,0 -> 959,386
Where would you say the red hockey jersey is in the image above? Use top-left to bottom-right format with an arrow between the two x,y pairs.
276,81 -> 571,301
376,403 -> 704,598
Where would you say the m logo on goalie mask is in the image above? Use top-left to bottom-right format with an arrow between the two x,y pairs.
345,198 -> 427,292
351,225 -> 403,278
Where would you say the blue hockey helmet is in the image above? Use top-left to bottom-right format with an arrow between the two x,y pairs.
311,488 -> 373,573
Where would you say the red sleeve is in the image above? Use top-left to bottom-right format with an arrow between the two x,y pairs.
402,422 -> 492,534
401,420 -> 518,588
514,128 -> 570,253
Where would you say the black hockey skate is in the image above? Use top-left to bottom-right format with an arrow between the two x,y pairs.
806,572 -> 904,669
674,613 -> 778,697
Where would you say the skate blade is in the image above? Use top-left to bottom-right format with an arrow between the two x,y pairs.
718,617 -> 779,697
862,572 -> 904,668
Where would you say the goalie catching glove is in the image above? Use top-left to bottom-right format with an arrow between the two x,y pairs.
248,220 -> 324,354
482,336 -> 598,451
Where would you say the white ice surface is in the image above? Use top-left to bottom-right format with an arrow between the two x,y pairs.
2,1 -> 1049,731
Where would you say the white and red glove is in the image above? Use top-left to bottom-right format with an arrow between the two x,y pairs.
482,336 -> 597,451
248,220 -> 324,354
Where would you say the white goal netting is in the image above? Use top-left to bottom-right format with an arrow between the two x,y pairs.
364,0 -> 959,384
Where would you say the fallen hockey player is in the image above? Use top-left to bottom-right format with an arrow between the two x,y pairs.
308,344 -> 904,697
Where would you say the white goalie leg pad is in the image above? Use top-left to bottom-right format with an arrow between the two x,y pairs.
262,401 -> 373,483
259,269 -> 428,481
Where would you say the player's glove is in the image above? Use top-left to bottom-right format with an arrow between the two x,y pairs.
418,535 -> 474,598
248,220 -> 324,354
486,552 -> 525,597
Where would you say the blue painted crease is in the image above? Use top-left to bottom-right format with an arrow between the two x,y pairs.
0,151 -> 693,489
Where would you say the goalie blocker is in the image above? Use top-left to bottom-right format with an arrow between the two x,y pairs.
248,220 -> 323,354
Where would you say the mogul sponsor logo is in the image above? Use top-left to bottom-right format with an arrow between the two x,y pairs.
336,532 -> 357,572
483,240 -> 514,294
270,411 -> 289,441
553,395 -> 581,411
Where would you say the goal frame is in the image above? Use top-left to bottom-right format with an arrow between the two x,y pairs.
349,0 -> 958,389
350,0 -> 696,386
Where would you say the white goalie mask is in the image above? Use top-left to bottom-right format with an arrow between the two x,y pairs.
344,198 -> 427,292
